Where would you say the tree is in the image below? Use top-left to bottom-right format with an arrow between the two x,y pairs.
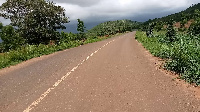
0,0 -> 69,44
154,22 -> 163,32
77,19 -> 86,40
188,9 -> 200,35
146,22 -> 155,37
165,20 -> 177,42
189,18 -> 200,35
193,9 -> 200,19
0,23 -> 25,52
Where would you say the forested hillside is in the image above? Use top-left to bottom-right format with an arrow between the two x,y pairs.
142,3 -> 200,28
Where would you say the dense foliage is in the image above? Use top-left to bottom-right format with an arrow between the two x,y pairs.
77,19 -> 86,40
165,21 -> 177,42
0,0 -> 69,44
188,9 -> 200,36
0,23 -> 25,52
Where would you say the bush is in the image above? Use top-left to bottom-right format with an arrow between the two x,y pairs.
0,24 -> 25,52
165,35 -> 200,84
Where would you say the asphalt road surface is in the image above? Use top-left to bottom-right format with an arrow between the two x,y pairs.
0,32 -> 200,112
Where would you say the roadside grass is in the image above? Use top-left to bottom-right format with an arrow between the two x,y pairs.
135,31 -> 200,85
0,34 -> 120,69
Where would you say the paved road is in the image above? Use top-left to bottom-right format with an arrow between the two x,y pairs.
0,32 -> 200,112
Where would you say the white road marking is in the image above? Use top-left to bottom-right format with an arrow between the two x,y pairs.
86,56 -> 90,60
90,53 -> 94,57
82,59 -> 85,63
23,38 -> 118,112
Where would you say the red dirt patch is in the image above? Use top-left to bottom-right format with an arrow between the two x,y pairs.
174,22 -> 181,28
184,19 -> 194,29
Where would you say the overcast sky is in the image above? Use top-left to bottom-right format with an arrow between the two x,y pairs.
0,0 -> 199,32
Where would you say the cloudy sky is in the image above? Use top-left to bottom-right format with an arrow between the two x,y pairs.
0,0 -> 199,32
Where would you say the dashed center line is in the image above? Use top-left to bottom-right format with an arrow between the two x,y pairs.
23,38 -> 117,112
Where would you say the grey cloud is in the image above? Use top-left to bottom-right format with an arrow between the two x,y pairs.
0,17 -> 10,25
0,0 -> 199,32
56,0 -> 200,22
54,0 -> 100,7
0,0 -> 6,5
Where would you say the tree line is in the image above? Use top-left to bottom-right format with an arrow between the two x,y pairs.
87,20 -> 141,37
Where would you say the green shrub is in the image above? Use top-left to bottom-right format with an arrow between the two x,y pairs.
0,24 -> 25,52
